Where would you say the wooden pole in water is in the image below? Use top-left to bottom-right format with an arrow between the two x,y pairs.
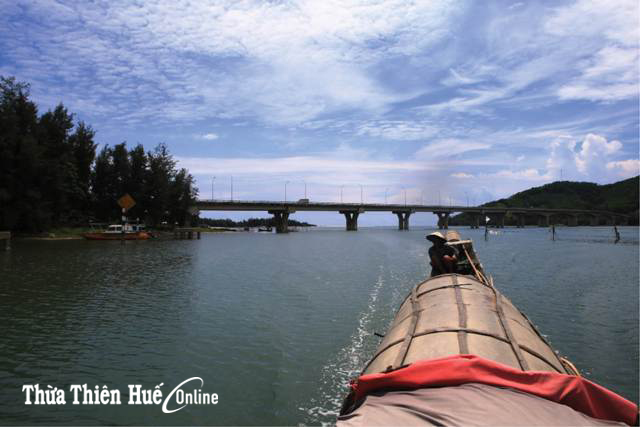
614,225 -> 620,244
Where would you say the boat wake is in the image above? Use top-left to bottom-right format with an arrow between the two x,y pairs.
301,267 -> 387,425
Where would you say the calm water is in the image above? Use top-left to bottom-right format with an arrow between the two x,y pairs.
0,227 -> 638,425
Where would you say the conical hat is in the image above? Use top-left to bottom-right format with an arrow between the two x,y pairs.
426,231 -> 446,242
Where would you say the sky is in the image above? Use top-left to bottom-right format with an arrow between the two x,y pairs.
1,0 -> 638,226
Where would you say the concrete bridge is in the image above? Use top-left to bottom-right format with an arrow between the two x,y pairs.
193,200 -> 629,233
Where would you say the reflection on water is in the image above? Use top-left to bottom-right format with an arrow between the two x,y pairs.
0,226 -> 637,425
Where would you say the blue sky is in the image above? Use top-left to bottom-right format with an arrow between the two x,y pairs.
1,0 -> 638,225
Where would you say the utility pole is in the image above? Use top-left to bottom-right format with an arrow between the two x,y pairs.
340,185 -> 344,203
403,187 -> 407,206
360,184 -> 363,204
231,175 -> 233,201
385,188 -> 388,204
303,181 -> 307,199
212,176 -> 216,200
285,180 -> 289,202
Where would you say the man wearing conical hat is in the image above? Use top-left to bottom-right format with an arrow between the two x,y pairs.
426,232 -> 458,277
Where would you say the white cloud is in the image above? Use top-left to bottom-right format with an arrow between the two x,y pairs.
493,168 -> 550,181
356,120 -> 438,140
425,0 -> 639,113
546,137 -> 577,180
545,133 -> 637,182
451,172 -> 474,179
201,133 -> 219,140
416,139 -> 491,159
606,159 -> 640,176
546,0 -> 639,102
557,46 -> 639,102
574,133 -> 622,174
178,156 -> 423,176
1,0 -> 465,126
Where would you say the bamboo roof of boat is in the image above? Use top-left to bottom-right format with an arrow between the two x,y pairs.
362,230 -> 579,376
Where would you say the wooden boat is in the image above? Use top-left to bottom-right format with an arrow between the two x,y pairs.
82,224 -> 151,240
338,231 -> 637,426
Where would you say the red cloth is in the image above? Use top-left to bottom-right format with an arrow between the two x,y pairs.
351,355 -> 638,425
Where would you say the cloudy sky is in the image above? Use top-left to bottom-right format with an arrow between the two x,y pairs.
1,0 -> 638,225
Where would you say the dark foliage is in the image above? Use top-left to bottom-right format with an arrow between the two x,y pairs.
450,177 -> 639,226
0,76 -> 198,232
199,217 -> 315,228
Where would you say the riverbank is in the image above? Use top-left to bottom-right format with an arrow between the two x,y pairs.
13,227 -> 94,240
10,226 -> 259,240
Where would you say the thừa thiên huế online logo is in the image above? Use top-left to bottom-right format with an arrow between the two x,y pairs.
21,377 -> 218,414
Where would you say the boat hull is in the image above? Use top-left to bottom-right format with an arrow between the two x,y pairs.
338,234 -> 638,425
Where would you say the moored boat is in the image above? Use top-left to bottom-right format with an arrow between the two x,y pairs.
338,231 -> 638,426
82,224 -> 151,240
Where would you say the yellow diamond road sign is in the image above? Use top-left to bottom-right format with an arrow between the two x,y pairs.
118,193 -> 136,212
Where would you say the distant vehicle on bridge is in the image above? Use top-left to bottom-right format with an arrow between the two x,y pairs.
298,198 -> 310,204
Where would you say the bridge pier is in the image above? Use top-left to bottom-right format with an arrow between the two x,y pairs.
340,210 -> 360,231
589,215 -> 599,226
516,214 -> 525,228
604,216 -> 614,226
268,210 -> 291,233
435,212 -> 450,229
487,212 -> 505,228
568,214 -> 578,227
393,211 -> 412,230
470,214 -> 481,229
538,214 -> 550,227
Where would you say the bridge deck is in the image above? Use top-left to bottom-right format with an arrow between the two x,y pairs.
194,200 -> 625,216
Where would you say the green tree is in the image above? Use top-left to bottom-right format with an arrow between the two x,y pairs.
68,122 -> 97,216
169,168 -> 198,226
145,143 -> 176,226
38,104 -> 82,225
91,145 -> 117,222
0,77 -> 47,231
0,76 -> 200,231
127,144 -> 148,222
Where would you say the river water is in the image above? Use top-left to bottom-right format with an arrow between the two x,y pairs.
0,226 -> 638,425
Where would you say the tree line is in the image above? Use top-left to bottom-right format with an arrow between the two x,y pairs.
199,217 -> 315,228
450,177 -> 639,226
0,76 -> 198,232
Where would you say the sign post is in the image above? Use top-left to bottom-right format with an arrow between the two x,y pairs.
117,194 -> 137,242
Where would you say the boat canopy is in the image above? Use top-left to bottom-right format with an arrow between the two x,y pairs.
362,273 -> 573,375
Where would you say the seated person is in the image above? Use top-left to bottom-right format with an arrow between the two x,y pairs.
426,232 -> 457,277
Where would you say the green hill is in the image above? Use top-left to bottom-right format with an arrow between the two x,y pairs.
450,176 -> 639,226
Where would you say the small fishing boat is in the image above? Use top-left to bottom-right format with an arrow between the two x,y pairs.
82,224 -> 151,240
338,231 -> 637,426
